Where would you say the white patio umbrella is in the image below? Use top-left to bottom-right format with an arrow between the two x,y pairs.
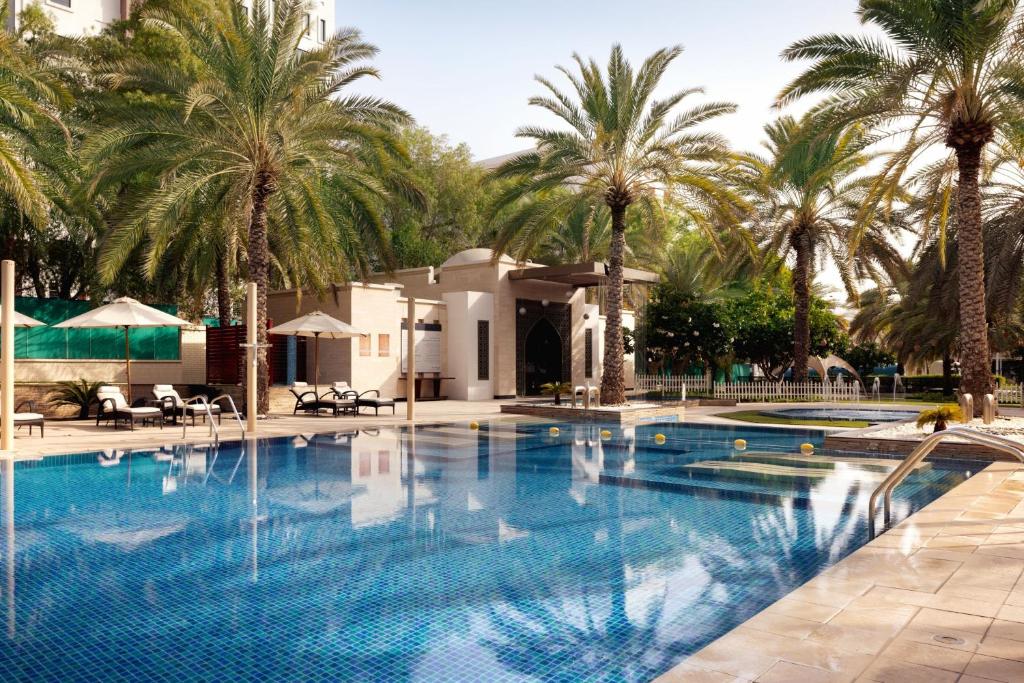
54,297 -> 191,402
268,311 -> 367,394
4,310 -> 45,328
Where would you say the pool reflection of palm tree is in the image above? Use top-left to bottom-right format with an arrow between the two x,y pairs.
477,486 -> 751,680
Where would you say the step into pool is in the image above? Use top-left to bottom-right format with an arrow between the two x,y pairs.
0,421 -> 976,682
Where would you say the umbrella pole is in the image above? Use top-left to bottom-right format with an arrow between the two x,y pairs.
314,333 -> 320,397
123,326 -> 132,403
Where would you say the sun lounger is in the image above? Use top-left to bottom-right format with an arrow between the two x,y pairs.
354,389 -> 396,416
12,400 -> 44,437
152,384 -> 222,425
290,382 -> 356,416
96,386 -> 163,431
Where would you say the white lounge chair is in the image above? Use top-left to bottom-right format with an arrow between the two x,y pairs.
96,386 -> 163,431
290,382 -> 355,416
9,400 -> 44,437
152,384 -> 222,426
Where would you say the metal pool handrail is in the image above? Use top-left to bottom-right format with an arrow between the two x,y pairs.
868,426 -> 1024,537
182,396 -> 218,442
210,394 -> 245,438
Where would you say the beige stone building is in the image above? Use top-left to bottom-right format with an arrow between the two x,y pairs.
267,249 -> 655,400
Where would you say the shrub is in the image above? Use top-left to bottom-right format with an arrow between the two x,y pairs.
916,405 -> 962,433
48,379 -> 104,419
540,381 -> 573,406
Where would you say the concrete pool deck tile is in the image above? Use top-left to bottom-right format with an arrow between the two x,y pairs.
976,634 -> 1024,662
762,597 -> 841,623
898,624 -> 982,653
742,611 -> 821,639
907,606 -> 993,635
785,584 -> 862,609
855,657 -> 960,683
805,623 -> 893,655
877,638 -> 974,672
989,618 -> 1024,641
996,603 -> 1024,623
963,653 -> 1024,681
755,660 -> 848,683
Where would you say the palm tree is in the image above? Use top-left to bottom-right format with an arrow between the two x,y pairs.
0,3 -> 73,242
778,0 -> 1024,409
491,45 -> 746,404
85,0 -> 414,412
743,115 -> 905,380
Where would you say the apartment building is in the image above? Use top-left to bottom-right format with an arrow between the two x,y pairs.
8,0 -> 334,43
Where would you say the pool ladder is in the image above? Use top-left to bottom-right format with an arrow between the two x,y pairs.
867,426 -> 1024,537
181,394 -> 245,444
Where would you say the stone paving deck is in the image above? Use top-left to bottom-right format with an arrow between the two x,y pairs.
1,399 -> 514,459
656,460 -> 1024,683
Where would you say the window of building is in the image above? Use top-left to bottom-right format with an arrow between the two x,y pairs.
319,18 -> 327,41
359,334 -> 371,356
304,13 -> 311,34
378,334 -> 390,357
49,0 -> 71,7
585,328 -> 594,378
477,320 -> 489,381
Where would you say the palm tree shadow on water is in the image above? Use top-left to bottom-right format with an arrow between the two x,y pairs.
475,471 -> 886,681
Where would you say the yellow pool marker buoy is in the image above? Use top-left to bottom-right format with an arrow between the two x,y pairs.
734,438 -> 747,451
800,443 -> 815,455
654,433 -> 666,444
600,429 -> 612,440
549,427 -> 560,436
469,421 -> 479,430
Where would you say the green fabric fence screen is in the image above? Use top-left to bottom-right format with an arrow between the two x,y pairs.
13,298 -> 182,361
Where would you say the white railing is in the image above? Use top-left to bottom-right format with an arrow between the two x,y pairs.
713,380 -> 862,402
633,374 -> 864,402
996,386 -> 1023,406
632,374 -> 707,398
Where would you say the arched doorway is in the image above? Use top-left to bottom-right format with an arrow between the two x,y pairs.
524,319 -> 563,395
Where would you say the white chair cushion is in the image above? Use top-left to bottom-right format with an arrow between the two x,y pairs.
97,389 -> 128,410
153,385 -> 184,407
125,406 -> 160,415
13,412 -> 43,421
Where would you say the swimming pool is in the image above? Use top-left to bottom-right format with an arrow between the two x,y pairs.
765,407 -> 919,423
0,421 -> 974,682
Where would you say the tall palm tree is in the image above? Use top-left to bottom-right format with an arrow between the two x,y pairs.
778,0 -> 1024,409
0,4 -> 72,235
85,0 -> 414,412
491,44 -> 746,404
744,115 -> 905,380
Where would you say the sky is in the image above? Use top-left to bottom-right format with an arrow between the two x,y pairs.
335,0 -> 864,160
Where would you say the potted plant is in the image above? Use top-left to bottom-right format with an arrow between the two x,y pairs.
915,405 -> 961,433
48,379 -> 104,419
540,381 -> 573,406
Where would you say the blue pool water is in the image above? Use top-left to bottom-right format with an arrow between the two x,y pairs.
765,407 -> 919,423
0,421 -> 974,682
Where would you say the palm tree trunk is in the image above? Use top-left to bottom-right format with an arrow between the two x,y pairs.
601,204 -> 627,405
953,143 -> 993,415
215,253 -> 232,328
791,228 -> 811,382
942,349 -> 953,397
249,170 -> 274,415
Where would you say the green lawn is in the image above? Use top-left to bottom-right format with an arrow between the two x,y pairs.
715,409 -> 871,428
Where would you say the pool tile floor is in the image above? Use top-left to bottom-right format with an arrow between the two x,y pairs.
656,461 -> 1024,682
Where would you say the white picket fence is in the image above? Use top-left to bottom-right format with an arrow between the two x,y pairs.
632,375 -> 862,402
996,386 -> 1023,406
713,380 -> 862,402
632,374 -> 707,399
